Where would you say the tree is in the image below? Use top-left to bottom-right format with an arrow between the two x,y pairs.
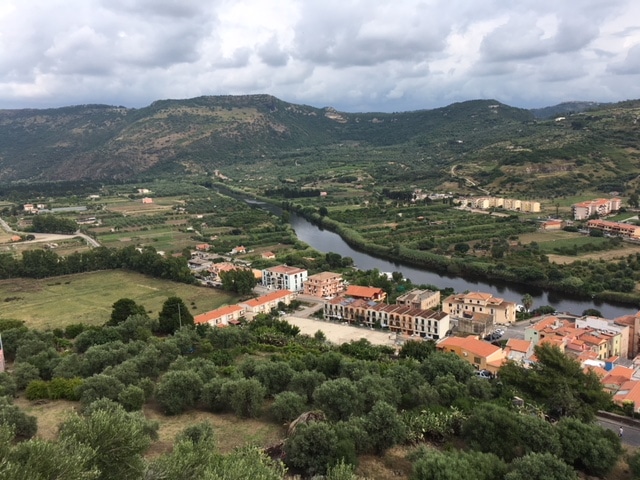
219,269 -> 257,295
155,370 -> 203,415
581,308 -> 602,317
399,340 -> 434,362
410,447 -> 507,480
454,243 -> 470,254
505,453 -> 577,480
0,397 -> 37,440
77,374 -> 125,406
107,298 -> 146,326
556,417 -> 622,477
420,352 -> 475,384
313,378 -> 362,421
58,403 -> 156,480
285,421 -> 343,476
289,370 -> 326,403
521,293 -> 533,313
254,361 -> 295,396
157,297 -> 193,335
363,401 -> 405,454
271,391 -> 307,424
221,378 -> 266,418
629,191 -> 640,209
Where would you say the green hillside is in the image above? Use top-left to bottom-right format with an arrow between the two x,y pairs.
1,95 -> 639,199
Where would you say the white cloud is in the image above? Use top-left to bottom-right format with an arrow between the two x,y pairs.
1,0 -> 640,111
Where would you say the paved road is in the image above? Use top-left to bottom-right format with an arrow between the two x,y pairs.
598,416 -> 640,447
0,216 -> 100,248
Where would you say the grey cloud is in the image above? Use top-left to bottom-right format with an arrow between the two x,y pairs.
101,0 -> 209,19
608,44 -> 640,74
257,36 -> 289,67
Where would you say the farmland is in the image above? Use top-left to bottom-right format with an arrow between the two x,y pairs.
0,270 -> 238,329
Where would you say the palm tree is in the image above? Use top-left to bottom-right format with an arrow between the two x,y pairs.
522,293 -> 534,313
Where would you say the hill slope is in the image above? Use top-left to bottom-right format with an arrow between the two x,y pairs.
0,95 -> 639,197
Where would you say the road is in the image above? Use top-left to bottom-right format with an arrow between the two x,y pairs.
598,416 -> 640,447
0,216 -> 100,248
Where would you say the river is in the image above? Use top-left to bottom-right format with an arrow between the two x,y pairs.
288,213 -> 636,319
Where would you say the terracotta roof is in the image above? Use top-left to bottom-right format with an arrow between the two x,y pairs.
506,338 -> 532,353
307,271 -> 342,281
438,336 -> 502,358
613,381 -> 640,409
614,314 -> 640,326
241,289 -> 293,308
265,265 -> 306,275
603,365 -> 634,384
194,305 -> 244,325
531,316 -> 559,331
345,285 -> 384,298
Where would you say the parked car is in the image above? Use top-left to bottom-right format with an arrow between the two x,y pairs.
475,370 -> 492,379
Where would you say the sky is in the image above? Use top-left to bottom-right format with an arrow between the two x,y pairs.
2,0 -> 640,113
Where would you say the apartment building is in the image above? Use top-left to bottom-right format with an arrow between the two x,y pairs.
303,271 -> 344,298
323,296 -> 450,339
442,291 -> 517,325
262,265 -> 308,292
239,289 -> 295,315
572,198 -> 621,220
466,196 -> 541,213
395,289 -> 440,310
586,219 -> 640,239
194,305 -> 245,327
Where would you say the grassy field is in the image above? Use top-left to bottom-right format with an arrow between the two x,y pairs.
0,270 -> 239,329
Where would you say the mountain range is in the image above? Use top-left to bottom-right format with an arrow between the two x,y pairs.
0,95 -> 639,197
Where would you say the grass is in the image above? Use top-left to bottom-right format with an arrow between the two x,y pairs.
0,270 -> 239,329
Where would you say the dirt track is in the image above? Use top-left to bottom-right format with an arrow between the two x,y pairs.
285,315 -> 399,347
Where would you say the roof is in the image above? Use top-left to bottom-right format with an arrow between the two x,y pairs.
613,380 -> 640,409
194,305 -> 244,325
506,338 -> 532,353
438,336 -> 502,358
344,285 -> 384,298
241,289 -> 293,308
307,271 -> 342,281
264,265 -> 306,275
603,365 -> 634,385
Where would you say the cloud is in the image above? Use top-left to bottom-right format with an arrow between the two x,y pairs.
608,44 -> 640,74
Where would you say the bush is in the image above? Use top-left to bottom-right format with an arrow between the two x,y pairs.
118,385 -> 146,411
155,370 -> 203,415
271,391 -> 307,424
0,397 -> 37,440
25,380 -> 50,401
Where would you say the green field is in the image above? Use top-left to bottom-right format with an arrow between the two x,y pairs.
0,270 -> 239,329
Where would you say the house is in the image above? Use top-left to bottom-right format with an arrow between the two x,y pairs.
188,257 -> 212,271
614,312 -> 640,358
504,338 -> 534,365
586,219 -> 640,239
261,251 -> 276,260
437,336 -> 506,374
442,291 -> 517,325
194,305 -> 245,327
303,272 -> 344,298
141,197 -> 153,204
395,289 -> 440,310
572,198 -> 621,220
137,188 -> 151,194
10,235 -> 21,242
23,204 -> 37,213
195,243 -> 210,252
344,285 -> 386,302
262,265 -> 308,292
541,219 -> 563,231
525,315 -> 628,360
240,290 -> 295,316
230,246 -> 246,255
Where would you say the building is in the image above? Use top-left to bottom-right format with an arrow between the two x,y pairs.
572,198 -> 621,220
239,290 -> 295,315
303,272 -> 344,298
194,305 -> 245,327
230,246 -> 246,255
141,197 -> 153,204
261,251 -> 276,260
343,285 -> 386,302
437,336 -> 506,374
442,291 -> 517,325
540,219 -> 563,231
323,296 -> 450,339
504,338 -> 534,365
195,243 -> 210,252
586,219 -> 640,239
614,312 -> 640,358
395,289 -> 440,310
262,265 -> 308,292
465,196 -> 541,213
525,315 -> 629,360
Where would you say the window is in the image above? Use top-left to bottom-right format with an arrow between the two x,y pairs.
473,356 -> 481,364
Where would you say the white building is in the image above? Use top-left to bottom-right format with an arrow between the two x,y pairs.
261,265 -> 308,292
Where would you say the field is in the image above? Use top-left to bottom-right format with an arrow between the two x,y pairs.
0,270 -> 239,329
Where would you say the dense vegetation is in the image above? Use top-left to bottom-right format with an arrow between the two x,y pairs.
0,302 -> 630,479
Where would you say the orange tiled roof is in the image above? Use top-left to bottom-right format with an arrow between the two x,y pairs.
613,380 -> 640,408
345,285 -> 384,298
242,289 -> 293,307
506,338 -> 532,353
194,305 -> 244,325
603,365 -> 634,384
265,265 -> 306,275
